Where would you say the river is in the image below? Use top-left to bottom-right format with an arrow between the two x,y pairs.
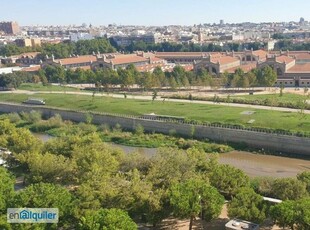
33,133 -> 310,178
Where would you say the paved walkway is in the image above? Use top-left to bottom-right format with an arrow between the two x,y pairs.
1,90 -> 310,114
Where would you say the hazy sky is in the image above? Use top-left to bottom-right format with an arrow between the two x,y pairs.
1,0 -> 309,26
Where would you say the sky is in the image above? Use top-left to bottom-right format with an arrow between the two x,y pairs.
1,0 -> 310,26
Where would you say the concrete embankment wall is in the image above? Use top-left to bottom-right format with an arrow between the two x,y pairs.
0,102 -> 309,155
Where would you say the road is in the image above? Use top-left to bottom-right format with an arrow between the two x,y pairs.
1,89 -> 310,114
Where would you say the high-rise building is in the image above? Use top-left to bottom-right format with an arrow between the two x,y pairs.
299,17 -> 305,25
0,21 -> 20,34
220,19 -> 224,25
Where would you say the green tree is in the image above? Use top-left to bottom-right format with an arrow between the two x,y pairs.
297,198 -> 310,230
118,68 -> 135,90
228,187 -> 266,224
256,66 -> 277,88
271,178 -> 308,200
246,71 -> 257,88
146,148 -> 197,189
153,66 -> 166,87
143,188 -> 171,227
0,167 -> 15,214
134,124 -> 144,136
71,142 -> 120,184
279,83 -> 285,97
11,183 -> 75,227
209,164 -> 250,198
271,200 -> 296,229
271,198 -> 310,230
18,151 -> 74,184
297,171 -> 310,193
78,208 -> 137,230
170,178 -> 224,230
152,90 -> 157,102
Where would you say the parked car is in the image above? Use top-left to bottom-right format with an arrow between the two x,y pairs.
23,98 -> 46,105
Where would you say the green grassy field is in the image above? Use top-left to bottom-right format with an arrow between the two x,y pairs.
0,93 -> 309,133
231,93 -> 308,103
18,83 -> 81,92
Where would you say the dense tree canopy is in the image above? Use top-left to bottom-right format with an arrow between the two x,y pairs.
78,208 -> 137,230
271,178 -> 308,200
209,164 -> 250,198
0,167 -> 14,214
271,198 -> 310,230
228,187 -> 266,224
170,178 -> 224,230
0,114 -> 308,229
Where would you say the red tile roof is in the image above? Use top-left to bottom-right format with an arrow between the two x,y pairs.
226,63 -> 257,73
287,63 -> 310,73
276,55 -> 295,64
56,55 -> 97,65
252,50 -> 268,59
294,52 -> 310,60
155,52 -> 210,57
109,55 -> 149,65
210,55 -> 239,65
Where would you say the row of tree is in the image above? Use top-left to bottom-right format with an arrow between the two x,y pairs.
37,64 -> 215,90
0,38 -> 116,58
0,64 -> 278,91
38,64 -> 278,90
0,72 -> 32,89
0,115 -> 309,229
225,66 -> 277,88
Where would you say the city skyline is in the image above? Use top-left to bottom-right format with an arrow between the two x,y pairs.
1,0 -> 310,26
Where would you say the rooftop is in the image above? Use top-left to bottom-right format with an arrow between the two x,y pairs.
225,219 -> 259,230
276,55 -> 295,64
56,55 -> 97,65
107,54 -> 149,65
287,63 -> 310,73
211,55 -> 239,65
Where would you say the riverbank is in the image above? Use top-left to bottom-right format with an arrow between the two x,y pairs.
32,132 -> 310,178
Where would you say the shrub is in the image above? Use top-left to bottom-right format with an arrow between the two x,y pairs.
134,124 -> 144,135
7,113 -> 21,123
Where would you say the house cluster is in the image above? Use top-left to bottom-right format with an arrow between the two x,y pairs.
156,49 -> 310,87
2,49 -> 310,87
0,51 -> 194,74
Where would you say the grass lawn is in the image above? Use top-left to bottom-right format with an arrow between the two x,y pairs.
18,83 -> 81,92
0,93 -> 309,133
231,93 -> 308,103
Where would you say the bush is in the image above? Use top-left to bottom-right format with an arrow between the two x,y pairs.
20,110 -> 42,123
7,113 -> 21,123
134,124 -> 144,135
169,129 -> 177,137
98,124 -> 110,133
113,123 -> 122,132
